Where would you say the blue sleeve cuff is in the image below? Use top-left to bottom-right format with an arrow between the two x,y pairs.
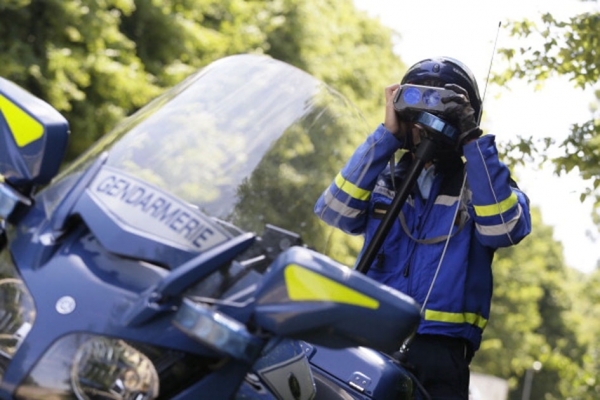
376,123 -> 404,153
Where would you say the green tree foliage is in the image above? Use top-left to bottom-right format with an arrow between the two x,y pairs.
492,9 -> 600,396
472,208 -> 593,399
262,0 -> 403,127
0,0 -> 266,158
563,266 -> 600,398
493,9 -> 600,227
0,0 -> 400,162
0,0 -> 161,158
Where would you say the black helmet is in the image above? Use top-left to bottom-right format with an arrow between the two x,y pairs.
401,57 -> 482,124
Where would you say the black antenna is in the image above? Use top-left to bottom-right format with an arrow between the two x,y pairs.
482,21 -> 502,103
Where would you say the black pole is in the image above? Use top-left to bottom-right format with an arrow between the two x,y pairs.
356,136 -> 437,274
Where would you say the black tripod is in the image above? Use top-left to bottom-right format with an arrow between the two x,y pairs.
355,134 -> 437,274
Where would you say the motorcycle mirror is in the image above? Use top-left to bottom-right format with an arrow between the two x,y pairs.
0,77 -> 69,189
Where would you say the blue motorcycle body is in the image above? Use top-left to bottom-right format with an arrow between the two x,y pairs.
0,55 -> 421,399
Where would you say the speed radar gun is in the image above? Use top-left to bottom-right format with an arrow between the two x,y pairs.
393,84 -> 459,145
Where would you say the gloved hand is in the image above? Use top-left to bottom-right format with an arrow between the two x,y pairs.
440,83 -> 482,148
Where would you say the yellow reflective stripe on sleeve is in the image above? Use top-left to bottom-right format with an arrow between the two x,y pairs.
425,309 -> 488,329
284,264 -> 379,309
473,192 -> 518,217
0,94 -> 44,147
335,173 -> 371,201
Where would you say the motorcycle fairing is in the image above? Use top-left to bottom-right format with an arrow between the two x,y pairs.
253,246 -> 421,354
0,224 -> 224,397
304,342 -> 413,399
87,166 -> 230,251
256,348 -> 316,400
0,77 -> 69,187
124,232 -> 256,326
70,165 -> 233,268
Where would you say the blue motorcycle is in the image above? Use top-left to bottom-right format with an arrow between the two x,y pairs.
0,54 -> 423,399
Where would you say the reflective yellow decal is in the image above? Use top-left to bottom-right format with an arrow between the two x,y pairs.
0,94 -> 43,147
284,264 -> 379,309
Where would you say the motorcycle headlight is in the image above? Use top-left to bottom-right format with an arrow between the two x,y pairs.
71,337 -> 159,400
0,249 -> 35,380
14,333 -> 218,400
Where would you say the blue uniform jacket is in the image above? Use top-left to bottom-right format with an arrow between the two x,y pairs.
314,124 -> 531,351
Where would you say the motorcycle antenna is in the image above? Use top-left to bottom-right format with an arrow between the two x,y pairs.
473,19 -> 519,247
481,21 -> 502,105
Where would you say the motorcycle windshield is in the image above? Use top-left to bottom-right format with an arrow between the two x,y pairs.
47,55 -> 369,264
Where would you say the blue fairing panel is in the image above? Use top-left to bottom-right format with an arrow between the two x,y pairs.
253,246 -> 421,354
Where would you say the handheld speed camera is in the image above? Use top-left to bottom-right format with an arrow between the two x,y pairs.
392,84 -> 456,116
392,84 -> 458,144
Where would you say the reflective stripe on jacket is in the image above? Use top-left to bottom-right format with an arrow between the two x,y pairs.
314,124 -> 531,351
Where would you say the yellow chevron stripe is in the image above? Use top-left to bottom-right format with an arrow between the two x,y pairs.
285,264 -> 379,309
0,94 -> 43,147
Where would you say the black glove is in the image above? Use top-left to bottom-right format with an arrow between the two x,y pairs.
440,83 -> 482,148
